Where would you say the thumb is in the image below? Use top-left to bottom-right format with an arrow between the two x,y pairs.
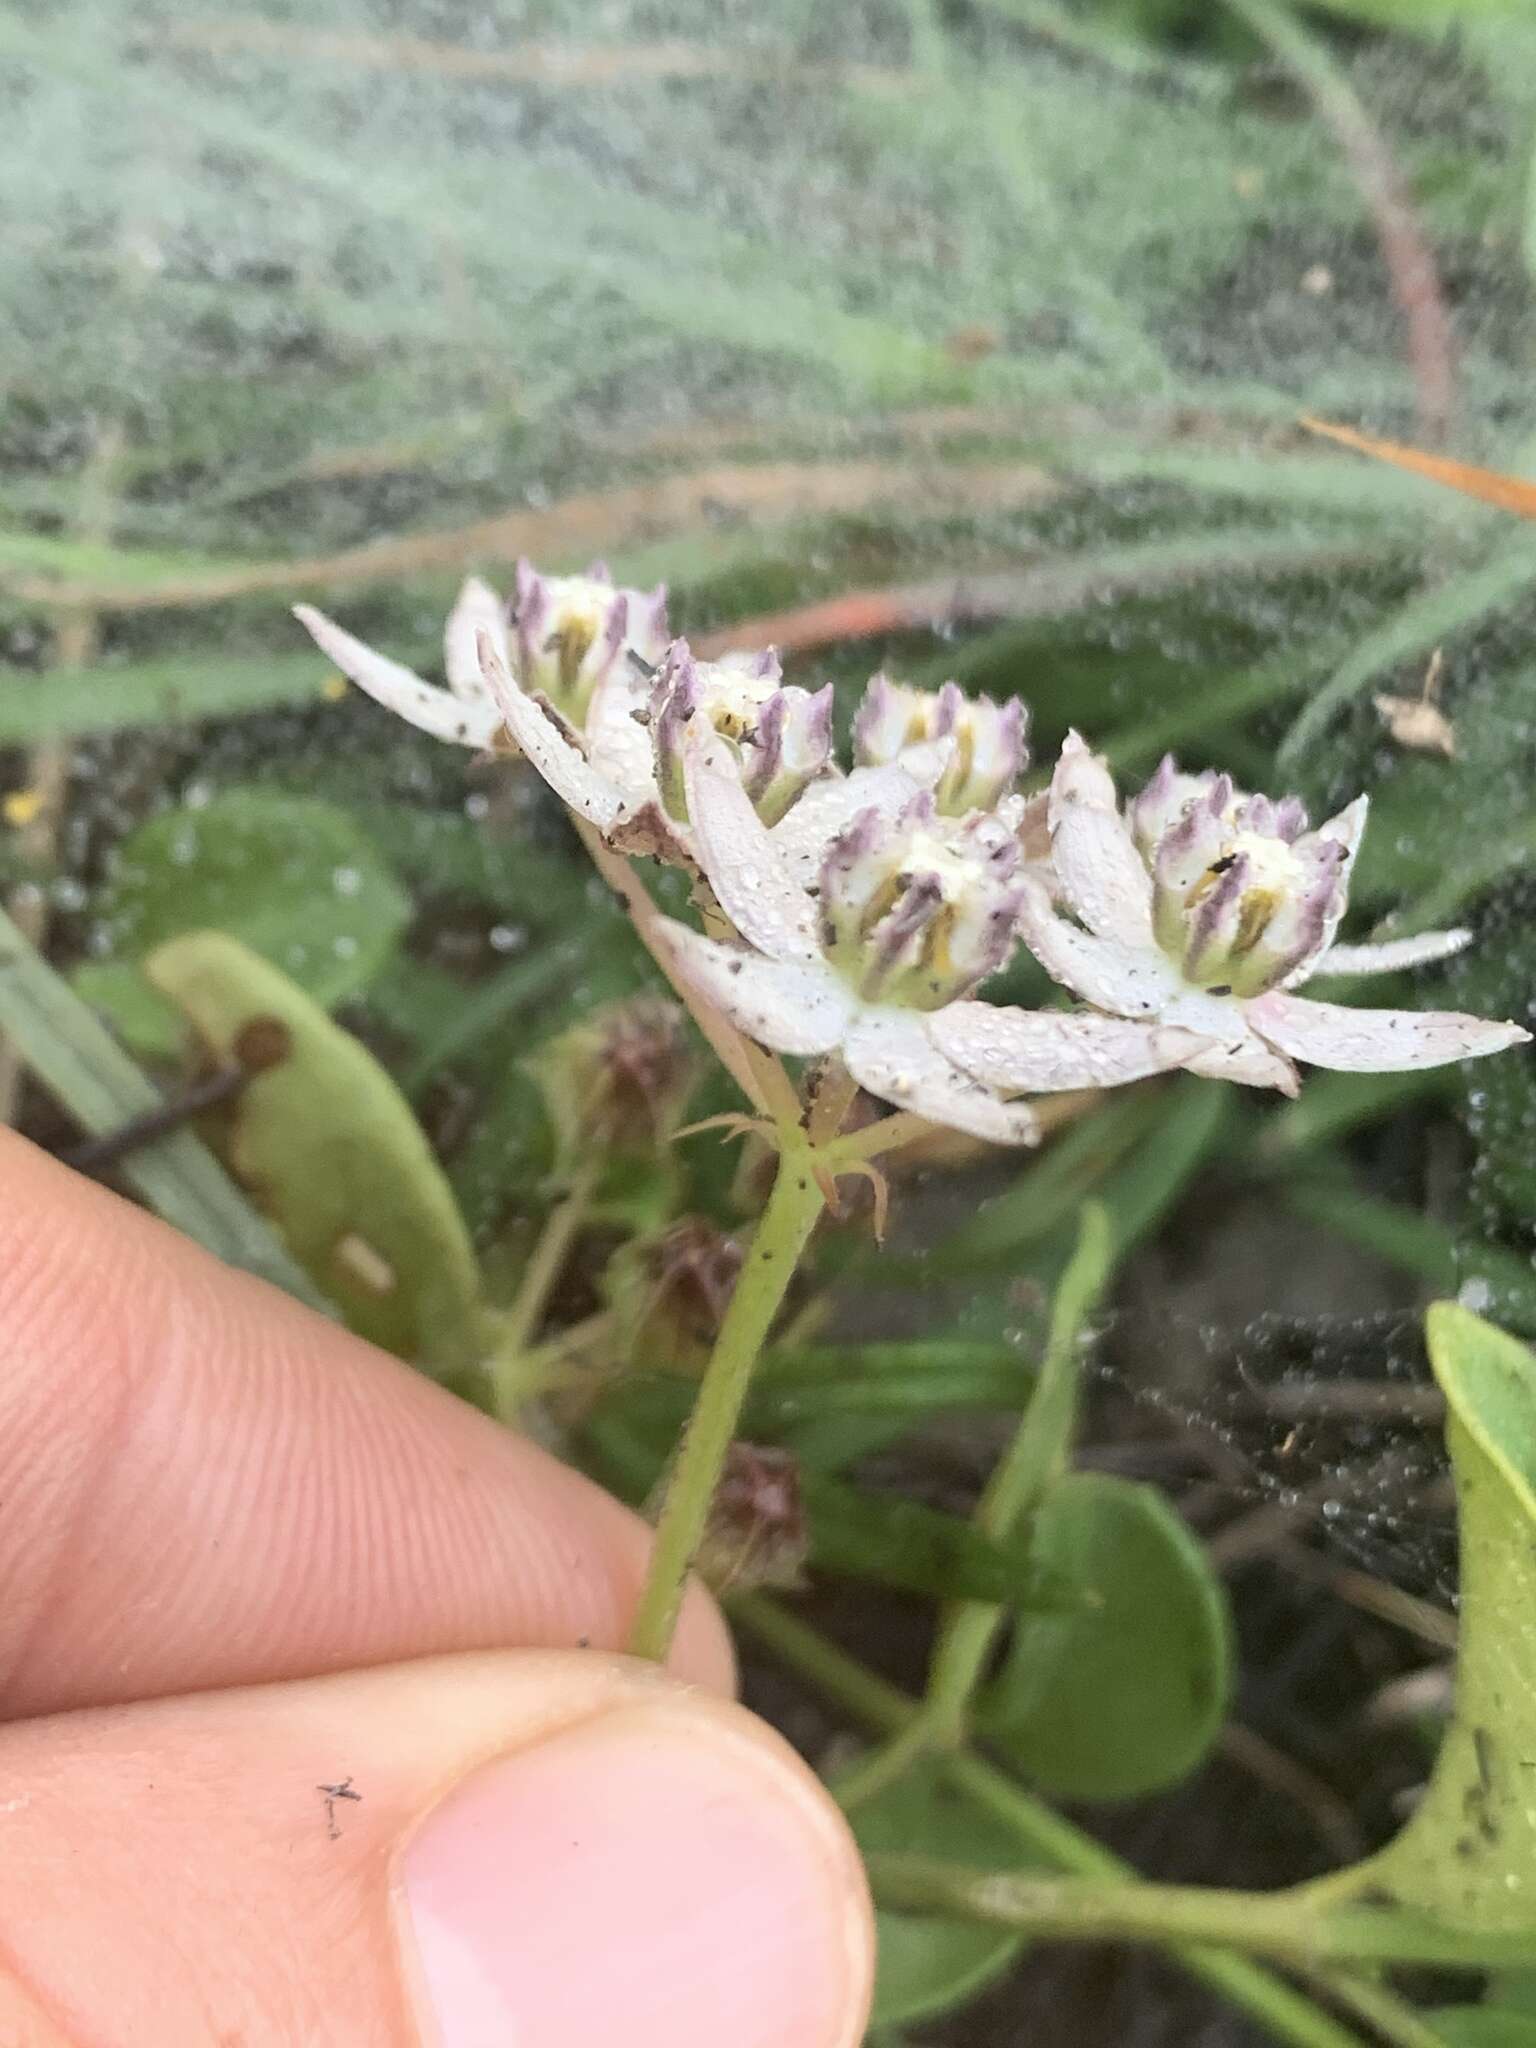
0,1651 -> 873,2048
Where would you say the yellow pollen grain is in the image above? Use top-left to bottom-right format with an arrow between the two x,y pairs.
556,617 -> 598,696
2,788 -> 44,828
1233,888 -> 1279,956
319,672 -> 349,702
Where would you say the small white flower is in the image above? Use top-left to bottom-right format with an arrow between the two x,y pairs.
649,643 -> 834,829
853,673 -> 1028,814
473,626 -> 840,859
293,560 -> 670,752
297,567 -> 1044,890
1015,735 -> 1530,1096
656,733 -> 1208,1146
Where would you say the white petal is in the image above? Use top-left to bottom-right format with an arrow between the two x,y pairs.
1185,1034 -> 1300,1096
1151,988 -> 1299,1093
1048,729 -> 1120,820
1046,734 -> 1154,947
443,577 -> 506,705
893,734 -> 956,790
843,1008 -> 1040,1146
684,734 -> 821,964
1016,879 -> 1182,1018
770,763 -> 929,892
1308,792 -> 1369,966
931,1004 -> 1209,1093
1247,991 -> 1532,1074
294,604 -> 501,749
657,919 -> 853,1055
1304,928 -> 1473,979
584,661 -> 659,792
1318,792 -> 1369,861
478,631 -> 628,832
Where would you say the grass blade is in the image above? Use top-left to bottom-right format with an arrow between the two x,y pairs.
0,906 -> 332,1309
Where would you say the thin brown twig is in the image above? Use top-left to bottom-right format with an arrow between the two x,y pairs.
694,538 -> 1388,660
5,460 -> 1059,614
1226,0 -> 1455,443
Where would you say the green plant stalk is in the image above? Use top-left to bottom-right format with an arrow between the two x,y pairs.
863,1857 -> 1536,1971
627,1143 -> 827,1660
1311,1973 -> 1455,2048
923,1201 -> 1112,1744
489,1155 -> 604,1415
732,1595 -> 1370,2048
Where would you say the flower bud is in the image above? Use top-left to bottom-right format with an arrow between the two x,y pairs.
606,1216 -> 745,1376
853,673 -> 1027,813
524,995 -> 698,1172
694,1443 -> 808,1595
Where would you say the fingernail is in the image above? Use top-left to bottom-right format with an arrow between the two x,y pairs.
397,1700 -> 870,2048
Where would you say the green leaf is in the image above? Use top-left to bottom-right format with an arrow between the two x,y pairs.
981,1471 -> 1232,1800
1282,1185 -> 1536,1336
800,1471 -> 1063,1606
80,790 -> 410,1053
756,1340 -> 1037,1418
1491,1974 -> 1536,2015
145,933 -> 483,1378
0,653 -> 348,742
1258,1069 -> 1456,1163
1279,531 -> 1536,762
1446,935 -> 1536,1242
929,1088 -> 1166,1272
1338,1306 -> 1536,1932
853,1758 -> 1032,2028
1428,2013 -> 1536,2047
1306,0 -> 1525,22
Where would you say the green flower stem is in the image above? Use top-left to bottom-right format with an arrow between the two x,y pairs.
1311,1974 -> 1456,2048
923,1201 -> 1111,1745
489,1155 -> 603,1415
732,1595 -> 1371,2048
628,1143 -> 827,1661
863,1856 -> 1536,1971
823,1108 -> 932,1164
828,1714 -> 936,1814
807,1054 -> 861,1147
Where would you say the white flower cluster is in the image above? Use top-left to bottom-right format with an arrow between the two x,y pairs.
296,567 -> 1528,1146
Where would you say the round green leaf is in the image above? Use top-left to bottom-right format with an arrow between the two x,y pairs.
78,789 -> 410,1052
1427,2011 -> 1536,2047
1358,1307 -> 1536,1936
980,1471 -> 1232,1800
853,1759 -> 1031,2028
146,933 -> 482,1377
